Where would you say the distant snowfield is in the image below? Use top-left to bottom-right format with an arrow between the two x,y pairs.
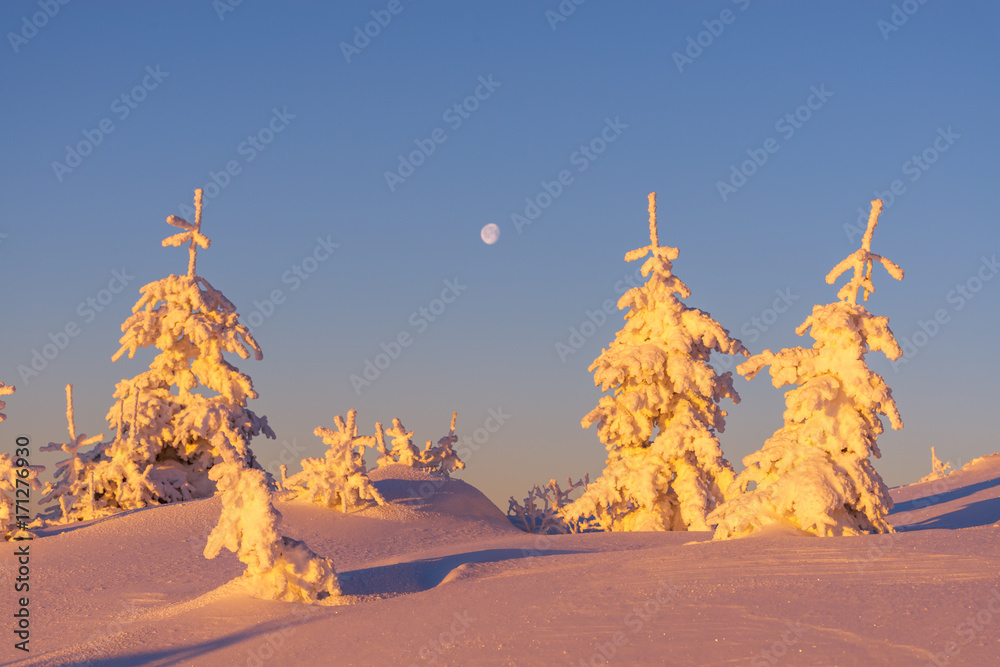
5,460 -> 999,666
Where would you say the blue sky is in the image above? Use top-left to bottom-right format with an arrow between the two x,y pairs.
2,1 -> 998,509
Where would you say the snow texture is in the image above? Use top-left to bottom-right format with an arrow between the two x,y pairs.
18,456 -> 1000,666
563,193 -> 747,532
710,199 -> 905,539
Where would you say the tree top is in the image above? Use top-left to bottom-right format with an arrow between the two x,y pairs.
624,192 -> 679,264
163,189 -> 211,277
825,199 -> 904,304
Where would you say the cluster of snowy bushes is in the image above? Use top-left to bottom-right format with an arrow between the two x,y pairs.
507,475 -> 589,534
280,409 -> 464,511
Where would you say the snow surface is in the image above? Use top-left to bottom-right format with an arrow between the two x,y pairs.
5,460 -> 1000,666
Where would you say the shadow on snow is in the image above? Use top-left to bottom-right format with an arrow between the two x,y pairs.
338,547 -> 582,597
891,476 -> 1000,531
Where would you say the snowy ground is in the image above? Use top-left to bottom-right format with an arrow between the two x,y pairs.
4,459 -> 999,666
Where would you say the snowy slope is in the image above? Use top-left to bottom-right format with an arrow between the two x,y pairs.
3,462 -> 999,666
890,453 -> 1000,531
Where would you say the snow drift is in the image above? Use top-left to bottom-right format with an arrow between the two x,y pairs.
6,456 -> 1000,666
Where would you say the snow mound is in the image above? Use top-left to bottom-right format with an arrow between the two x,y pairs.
890,452 -> 1000,530
364,463 -> 510,524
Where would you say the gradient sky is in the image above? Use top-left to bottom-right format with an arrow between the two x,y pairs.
2,1 -> 998,510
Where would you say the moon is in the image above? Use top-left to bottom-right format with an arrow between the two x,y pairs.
480,223 -> 500,245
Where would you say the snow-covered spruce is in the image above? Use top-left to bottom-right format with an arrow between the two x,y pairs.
206,455 -> 340,603
375,418 -> 422,468
417,411 -> 465,477
140,190 -> 338,603
39,385 -> 106,522
920,447 -> 953,483
43,189 -> 276,520
562,193 -> 747,532
283,408 -> 386,512
709,199 -> 905,539
509,475 -> 589,534
0,382 -> 44,539
42,190 -> 337,602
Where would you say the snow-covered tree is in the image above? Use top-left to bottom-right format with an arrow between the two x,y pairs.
50,189 -> 276,516
43,190 -> 338,602
509,475 -> 589,534
0,382 -> 45,539
39,385 -> 106,522
562,193 -> 747,532
374,412 -> 465,476
418,412 -> 465,478
375,418 -> 421,468
283,408 -> 386,512
138,190 -> 339,602
709,199 -> 905,539
205,456 -> 341,603
919,447 -> 952,483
